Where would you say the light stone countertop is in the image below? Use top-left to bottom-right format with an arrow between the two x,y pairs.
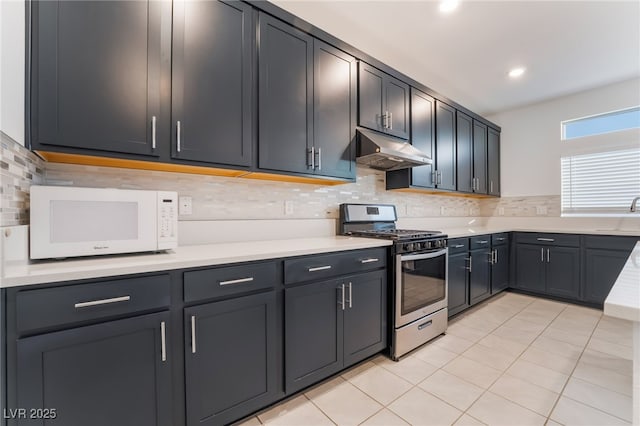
441,226 -> 640,239
604,241 -> 640,322
1,237 -> 392,289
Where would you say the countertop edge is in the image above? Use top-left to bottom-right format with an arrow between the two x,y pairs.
604,241 -> 640,323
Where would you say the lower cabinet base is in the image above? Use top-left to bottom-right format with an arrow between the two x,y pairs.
509,288 -> 604,310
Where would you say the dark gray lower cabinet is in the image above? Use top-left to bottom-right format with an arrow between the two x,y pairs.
285,270 -> 386,394
16,312 -> 172,426
184,291 -> 278,426
546,246 -> 580,299
491,244 -> 510,294
515,244 -> 546,293
448,252 -> 470,316
469,247 -> 491,305
583,249 -> 630,305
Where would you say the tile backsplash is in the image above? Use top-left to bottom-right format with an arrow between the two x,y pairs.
2,140 -> 563,228
0,133 -> 44,226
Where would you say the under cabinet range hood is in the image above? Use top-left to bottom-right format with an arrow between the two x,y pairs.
356,128 -> 432,171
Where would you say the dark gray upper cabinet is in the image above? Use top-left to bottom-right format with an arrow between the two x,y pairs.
435,101 -> 457,191
17,311 -> 172,426
472,120 -> 488,194
184,291 -> 278,426
409,88 -> 436,188
313,40 -> 357,179
258,13 -> 313,175
456,111 -> 473,193
258,14 -> 356,179
358,62 -> 410,140
30,0 -> 170,157
488,127 -> 501,196
171,0 -> 253,167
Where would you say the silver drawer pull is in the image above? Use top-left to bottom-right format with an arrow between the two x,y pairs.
308,265 -> 332,272
477,240 -> 489,244
360,258 -> 379,264
418,320 -> 432,330
191,315 -> 197,354
497,237 -> 505,241
74,295 -> 130,309
160,321 -> 167,362
537,238 -> 555,242
219,277 -> 254,286
452,244 -> 465,248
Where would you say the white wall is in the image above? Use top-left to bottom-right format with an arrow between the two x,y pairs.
486,78 -> 640,197
0,0 -> 25,145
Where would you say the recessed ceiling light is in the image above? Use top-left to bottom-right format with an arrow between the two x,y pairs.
439,0 -> 459,13
508,67 -> 526,78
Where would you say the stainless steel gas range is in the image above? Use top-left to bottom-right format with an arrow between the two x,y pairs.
339,203 -> 448,360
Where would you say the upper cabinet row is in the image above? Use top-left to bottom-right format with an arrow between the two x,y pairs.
29,0 -> 498,193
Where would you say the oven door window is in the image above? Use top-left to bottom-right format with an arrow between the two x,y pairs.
400,254 -> 446,316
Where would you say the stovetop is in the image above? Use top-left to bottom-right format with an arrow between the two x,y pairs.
346,229 -> 445,241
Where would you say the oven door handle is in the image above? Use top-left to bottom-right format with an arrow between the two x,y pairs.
400,248 -> 448,261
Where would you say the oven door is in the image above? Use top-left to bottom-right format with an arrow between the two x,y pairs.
395,248 -> 448,328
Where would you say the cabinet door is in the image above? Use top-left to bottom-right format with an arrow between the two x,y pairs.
515,244 -> 546,293
473,120 -> 488,194
491,244 -> 509,294
469,248 -> 492,305
448,252 -> 470,317
410,88 -> 436,188
343,271 -> 387,367
31,1 -> 169,156
17,312 -> 172,426
258,13 -> 313,174
171,0 -> 252,167
285,280 -> 343,394
385,76 -> 410,140
583,249 -> 630,305
435,101 -> 457,191
456,111 -> 473,193
313,41 -> 357,179
185,292 -> 278,426
358,62 -> 385,132
545,246 -> 580,299
488,127 -> 501,196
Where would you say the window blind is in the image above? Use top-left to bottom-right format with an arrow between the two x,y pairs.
561,147 -> 640,215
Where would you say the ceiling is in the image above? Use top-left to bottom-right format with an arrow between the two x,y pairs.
270,0 -> 640,116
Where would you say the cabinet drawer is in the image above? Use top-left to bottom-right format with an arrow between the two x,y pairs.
469,236 -> 492,250
284,248 -> 387,284
448,238 -> 469,255
184,261 -> 277,303
584,235 -> 638,251
492,233 -> 509,246
17,274 -> 170,335
516,232 -> 580,247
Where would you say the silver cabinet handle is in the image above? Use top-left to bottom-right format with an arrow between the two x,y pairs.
151,116 -> 157,149
160,321 -> 167,362
471,178 -> 476,191
315,147 -> 322,170
437,171 -> 442,185
176,120 -> 182,152
74,295 -> 130,309
495,249 -> 498,264
466,256 -> 472,272
477,240 -> 489,244
383,111 -> 389,129
541,248 -> 544,262
308,265 -> 331,272
432,171 -> 437,186
490,181 -> 494,193
338,284 -> 345,310
191,315 -> 197,354
389,112 -> 393,130
308,146 -> 315,169
537,238 -> 555,242
348,282 -> 353,308
219,277 -> 254,286
497,237 -> 505,241
547,248 -> 550,263
453,244 -> 465,248
360,258 -> 379,264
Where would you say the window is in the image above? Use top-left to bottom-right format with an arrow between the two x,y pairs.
562,106 -> 640,140
561,148 -> 640,216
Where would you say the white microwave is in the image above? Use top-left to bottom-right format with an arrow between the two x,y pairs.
30,186 -> 178,259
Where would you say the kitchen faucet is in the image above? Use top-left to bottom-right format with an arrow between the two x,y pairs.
631,196 -> 640,212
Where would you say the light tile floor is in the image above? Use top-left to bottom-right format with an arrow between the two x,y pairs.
238,292 -> 634,425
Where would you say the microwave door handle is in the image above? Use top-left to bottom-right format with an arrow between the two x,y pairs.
400,248 -> 448,261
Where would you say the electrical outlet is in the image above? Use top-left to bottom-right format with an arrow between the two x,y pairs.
536,206 -> 548,215
285,201 -> 294,215
179,196 -> 193,215
498,207 -> 505,216
440,206 -> 446,216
